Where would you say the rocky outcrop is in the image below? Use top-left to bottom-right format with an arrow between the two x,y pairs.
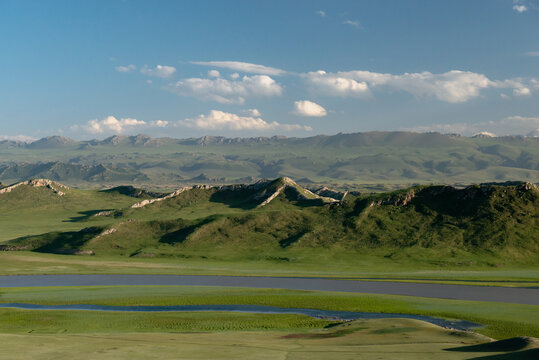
377,190 -> 416,206
130,184 -> 214,208
0,179 -> 69,196
313,186 -> 347,201
255,177 -> 338,208
94,228 -> 117,238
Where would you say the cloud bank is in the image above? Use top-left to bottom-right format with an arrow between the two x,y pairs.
0,134 -> 37,142
171,75 -> 283,104
408,116 -> 539,136
191,61 -> 286,76
178,110 -> 311,131
305,69 -> 532,102
83,116 -> 147,134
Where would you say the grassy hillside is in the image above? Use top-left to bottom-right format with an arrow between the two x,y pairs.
3,178 -> 537,267
0,181 -> 156,241
1,132 -> 538,189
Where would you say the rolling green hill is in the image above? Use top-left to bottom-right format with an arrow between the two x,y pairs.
0,179 -> 158,242
1,132 -> 537,190
2,177 -> 537,267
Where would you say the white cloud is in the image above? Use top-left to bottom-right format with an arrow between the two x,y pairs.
513,87 -> 531,97
407,116 -> 539,136
0,134 -> 36,142
115,64 -> 136,73
305,69 -> 534,103
191,61 -> 286,76
140,65 -> 176,78
343,20 -> 361,28
208,70 -> 220,78
150,120 -> 169,127
83,116 -> 147,134
513,4 -> 528,12
495,79 -> 532,97
178,110 -> 312,132
171,75 -> 283,104
317,10 -> 326,17
293,100 -> 327,117
230,73 -> 240,80
242,109 -> 261,117
525,51 -> 539,56
304,70 -> 370,97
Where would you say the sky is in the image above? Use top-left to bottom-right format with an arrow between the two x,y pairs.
0,0 -> 538,141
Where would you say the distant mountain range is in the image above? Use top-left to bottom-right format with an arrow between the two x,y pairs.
2,131 -> 538,149
1,132 -> 538,189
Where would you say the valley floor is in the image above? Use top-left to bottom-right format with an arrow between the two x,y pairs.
0,321 -> 526,360
1,252 -> 537,287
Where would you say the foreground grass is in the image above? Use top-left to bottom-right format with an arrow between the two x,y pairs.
0,318 -> 510,360
0,286 -> 537,339
1,252 -> 538,286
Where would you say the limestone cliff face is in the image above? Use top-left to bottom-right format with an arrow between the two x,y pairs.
0,179 -> 69,196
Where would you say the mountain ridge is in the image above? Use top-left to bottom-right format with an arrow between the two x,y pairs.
2,177 -> 537,266
1,131 -> 538,189
10,131 -> 539,149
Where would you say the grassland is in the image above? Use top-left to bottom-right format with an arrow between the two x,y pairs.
0,286 -> 538,359
0,185 -> 143,242
0,178 -> 538,291
3,318 -> 523,360
0,286 -> 538,339
2,178 -> 537,276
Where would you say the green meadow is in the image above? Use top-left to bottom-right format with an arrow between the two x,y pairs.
3,319 -> 527,360
0,286 -> 538,359
1,286 -> 537,339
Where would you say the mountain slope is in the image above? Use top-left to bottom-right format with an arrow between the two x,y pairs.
4,179 -> 537,266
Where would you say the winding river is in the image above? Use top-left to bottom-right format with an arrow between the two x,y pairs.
0,275 -> 537,305
0,303 -> 481,331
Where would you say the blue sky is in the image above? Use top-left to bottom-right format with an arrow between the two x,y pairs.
1,0 -> 538,140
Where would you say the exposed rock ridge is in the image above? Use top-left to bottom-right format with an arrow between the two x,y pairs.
255,177 -> 338,208
0,179 -> 69,196
129,177 -> 340,209
256,185 -> 286,208
130,184 -> 214,208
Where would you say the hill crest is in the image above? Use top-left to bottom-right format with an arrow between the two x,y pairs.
0,179 -> 69,196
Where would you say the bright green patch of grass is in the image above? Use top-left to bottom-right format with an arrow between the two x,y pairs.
1,286 -> 537,339
0,310 -> 330,334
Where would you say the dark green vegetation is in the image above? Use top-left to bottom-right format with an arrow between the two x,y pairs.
2,177 -> 537,269
1,132 -> 538,190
